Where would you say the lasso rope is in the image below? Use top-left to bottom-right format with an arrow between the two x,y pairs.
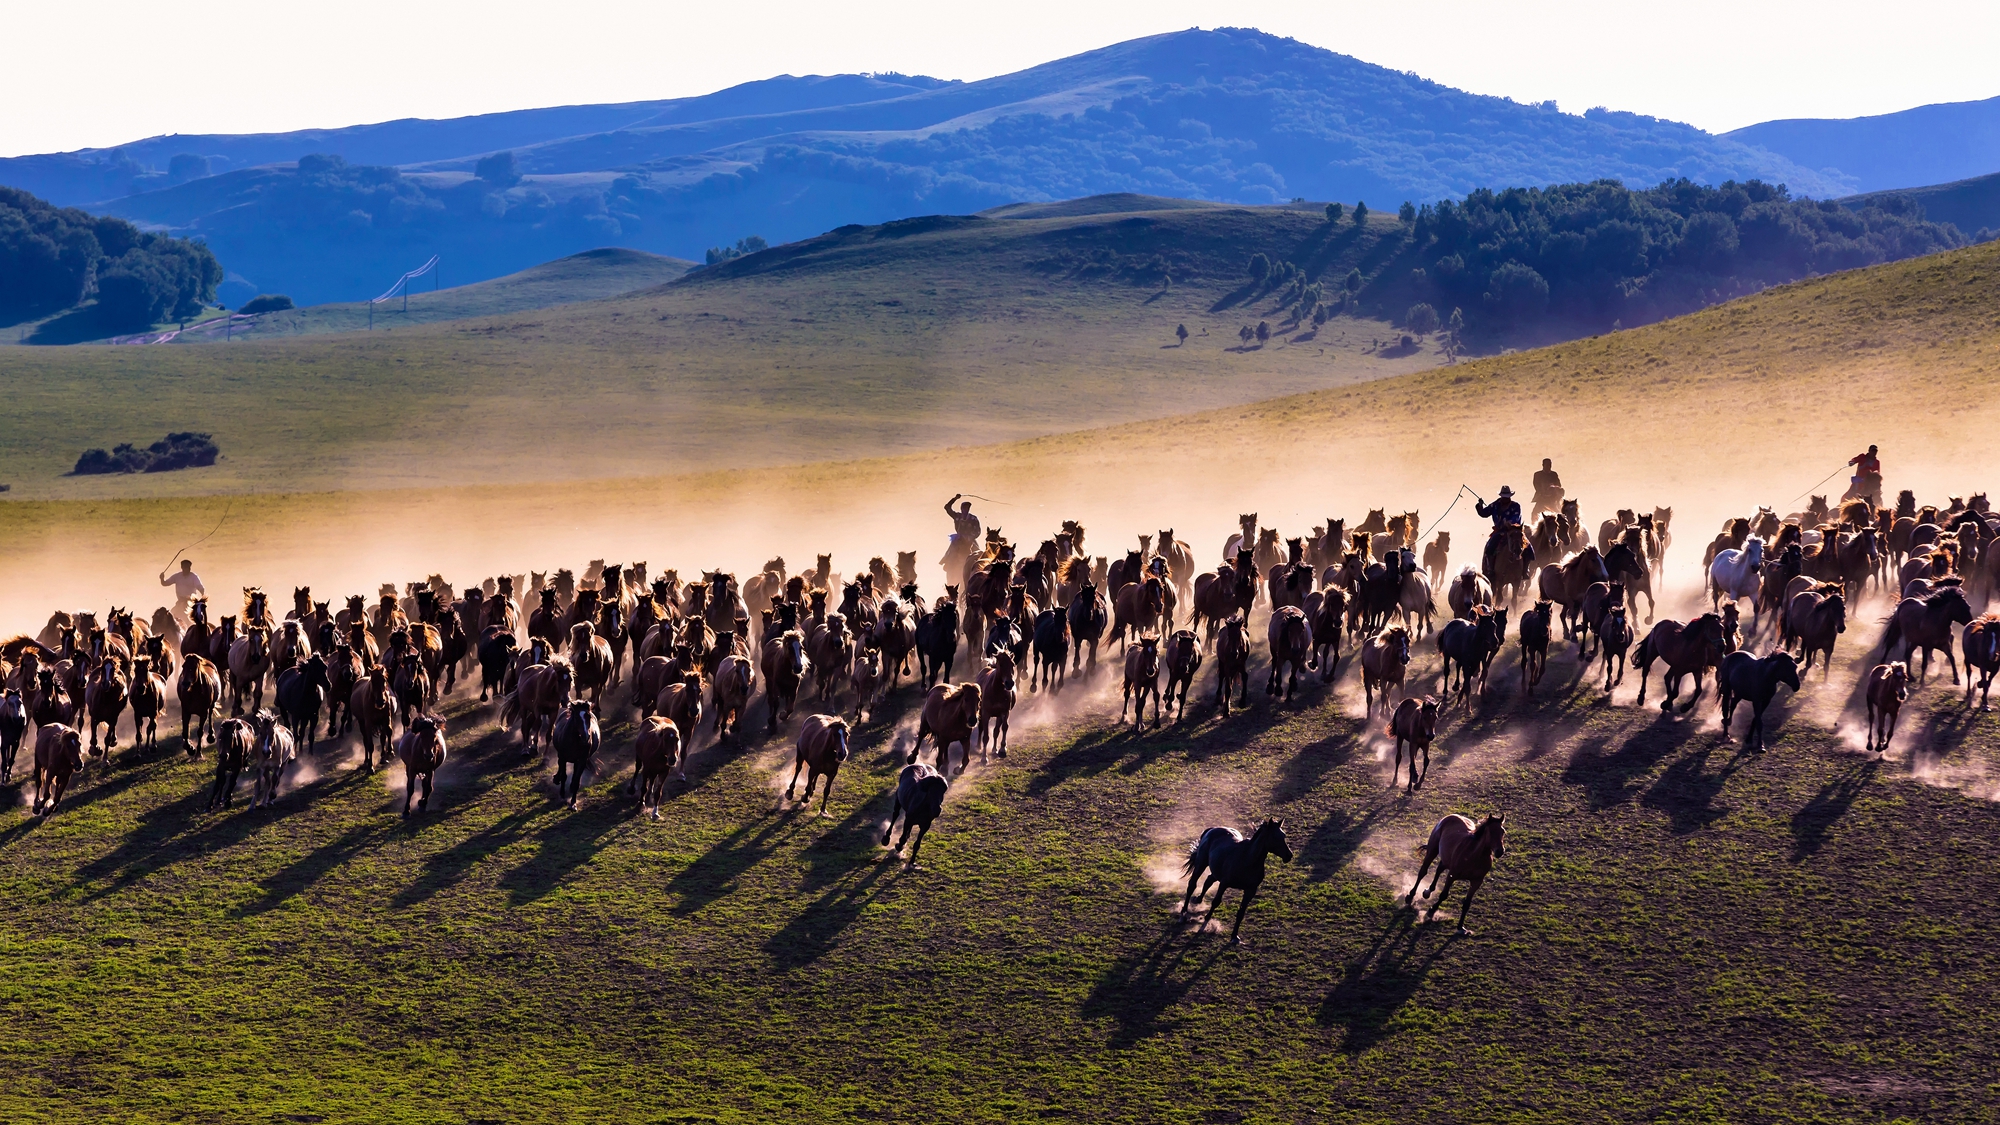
1418,485 -> 1472,541
1790,461 -> 1854,505
164,497 -> 234,571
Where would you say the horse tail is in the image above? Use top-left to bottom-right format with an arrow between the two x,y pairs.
500,690 -> 522,727
1634,635 -> 1656,670
1181,831 -> 1210,878
1879,613 -> 1903,657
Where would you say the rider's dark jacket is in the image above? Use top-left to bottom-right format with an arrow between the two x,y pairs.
1476,496 -> 1522,530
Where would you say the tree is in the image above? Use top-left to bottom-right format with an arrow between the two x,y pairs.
1255,321 -> 1270,345
1238,325 -> 1254,346
1485,262 -> 1551,321
1344,268 -> 1362,294
1353,200 -> 1369,226
1325,202 -> 1343,224
1399,200 -> 1417,225
1405,302 -> 1440,337
475,151 -> 523,187
1247,252 -> 1271,284
238,294 -> 294,314
1175,323 -> 1189,346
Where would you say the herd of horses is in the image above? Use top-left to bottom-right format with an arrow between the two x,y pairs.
2,484 -> 1993,939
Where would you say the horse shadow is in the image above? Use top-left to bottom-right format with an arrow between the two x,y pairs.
1297,798 -> 1394,883
1557,714 -> 1704,811
1642,738 -> 1755,834
664,816 -> 796,915
496,795 -> 634,906
1270,728 -> 1363,804
1081,929 -> 1228,1046
389,801 -> 545,908
1315,912 -> 1457,1052
1790,759 -> 1880,861
69,771 -> 324,898
763,814 -> 902,970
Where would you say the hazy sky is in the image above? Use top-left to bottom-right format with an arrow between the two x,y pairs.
7,1 -> 1996,156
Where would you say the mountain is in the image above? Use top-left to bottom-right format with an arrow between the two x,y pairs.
5,28 -> 1857,306
1842,170 -> 2000,239
1726,95 -> 2000,195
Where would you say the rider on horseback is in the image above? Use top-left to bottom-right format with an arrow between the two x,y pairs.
1474,485 -> 1529,578
1530,458 -> 1564,519
940,494 -> 982,572
1845,445 -> 1882,507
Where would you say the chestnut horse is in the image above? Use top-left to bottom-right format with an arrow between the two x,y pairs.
784,713 -> 851,814
1634,613 -> 1726,712
1405,814 -> 1507,935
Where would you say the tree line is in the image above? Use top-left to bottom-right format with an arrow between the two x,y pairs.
1,186 -> 221,332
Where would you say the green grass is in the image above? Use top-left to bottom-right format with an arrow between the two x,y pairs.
0,205 -> 1434,501
2,630 -> 1994,1123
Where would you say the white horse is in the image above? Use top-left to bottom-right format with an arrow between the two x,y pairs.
1399,566 -> 1436,637
1709,536 -> 1764,628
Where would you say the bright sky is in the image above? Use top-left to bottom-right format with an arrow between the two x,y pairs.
6,1 -> 1996,156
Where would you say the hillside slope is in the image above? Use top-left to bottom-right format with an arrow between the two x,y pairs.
20,28 -> 1855,304
1843,169 -> 2000,238
1728,93 -> 2000,194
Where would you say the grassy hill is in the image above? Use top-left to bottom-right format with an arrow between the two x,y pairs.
0,202 -> 1439,503
5,241 -> 2000,1121
1844,169 -> 2000,238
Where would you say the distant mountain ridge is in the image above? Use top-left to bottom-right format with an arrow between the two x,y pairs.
0,28 -> 1878,305
1727,95 -> 2000,195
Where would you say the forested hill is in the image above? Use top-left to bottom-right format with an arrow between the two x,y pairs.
4,28 -> 1853,306
1,186 -> 220,337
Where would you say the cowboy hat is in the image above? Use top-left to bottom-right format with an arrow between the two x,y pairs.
1496,485 -> 1514,497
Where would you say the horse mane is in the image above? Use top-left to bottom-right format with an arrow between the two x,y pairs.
1376,625 -> 1410,644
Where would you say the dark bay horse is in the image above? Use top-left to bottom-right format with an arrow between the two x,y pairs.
1405,813 -> 1507,935
1179,818 -> 1293,944
1717,650 -> 1799,752
883,762 -> 950,866
1634,613 -> 1726,712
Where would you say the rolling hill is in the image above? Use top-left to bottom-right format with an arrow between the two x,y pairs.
5,28 -> 1857,306
1843,169 -> 2000,239
1727,93 -> 2000,194
4,209 -> 2000,1125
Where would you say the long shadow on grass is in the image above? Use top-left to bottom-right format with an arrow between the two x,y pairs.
69,767 -> 349,898
765,806 -> 901,969
1026,683 -> 1304,797
497,795 -> 632,905
1791,759 -> 1880,861
1082,929 -> 1229,1046
1316,912 -> 1457,1053
665,817 -> 795,916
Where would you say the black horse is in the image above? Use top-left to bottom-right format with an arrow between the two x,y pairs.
205,717 -> 254,811
882,761 -> 950,865
550,699 -> 600,810
1178,818 -> 1293,944
984,615 -> 1023,664
275,654 -> 331,754
915,599 -> 960,688
0,689 -> 26,784
1436,608 -> 1503,710
1066,583 -> 1108,674
1031,607 -> 1069,694
477,627 -> 518,702
1718,650 -> 1800,752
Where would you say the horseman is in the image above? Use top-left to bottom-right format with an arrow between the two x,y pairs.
1474,485 -> 1532,579
1530,458 -> 1564,520
1844,445 -> 1882,507
940,494 -> 982,577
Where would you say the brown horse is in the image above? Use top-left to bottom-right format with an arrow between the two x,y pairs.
1785,585 -> 1846,680
1361,625 -> 1412,717
1113,576 -> 1166,650
1405,814 -> 1507,935
1387,695 -> 1439,791
783,713 -> 851,814
1634,613 -> 1726,712
1598,605 -> 1632,692
1537,546 -> 1608,639
1422,532 -> 1451,585
503,658 -> 572,756
396,714 -> 448,817
629,718 -> 684,818
1880,585 -> 1973,684
228,625 -> 272,716
1307,587 -> 1347,680
1604,532 -> 1656,623
1483,524 -> 1535,603
128,656 -> 166,752
977,650 -> 1019,759
710,654 -> 754,743
654,673 -> 704,758
1121,636 -> 1162,729
912,682 -> 980,776
351,665 -> 396,772
848,647 -> 882,722
761,629 -> 808,735
1214,615 -> 1252,716
1963,614 -> 2000,710
1267,605 -> 1312,702
1863,662 -> 1910,755
1161,629 -> 1203,724
1518,601 -> 1551,694
31,724 -> 84,814
177,653 -> 221,752
83,657 -> 129,756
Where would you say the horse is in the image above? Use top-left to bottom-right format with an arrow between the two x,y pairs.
1483,524 -> 1535,603
177,653 -> 222,753
1598,605 -> 1632,692
503,658 -> 572,757
1786,586 -> 1847,680
783,714 -> 851,815
1178,818 -> 1293,944
228,625 -> 272,716
1214,615 -> 1252,716
883,762 -> 951,865
1963,615 -> 2000,710
397,714 -> 448,816
1308,587 -> 1347,680
1604,534 -> 1656,623
710,654 -> 754,744
1388,696 -> 1439,791
31,724 -> 84,814
1880,585 -> 1973,684
84,657 -> 128,756
1266,606 -> 1312,702
1112,576 -> 1166,651
352,666 -> 396,773
389,645 -> 432,728
1066,582 -> 1108,674
1404,814 -> 1507,935
1518,601 -> 1551,694
629,717 -> 684,817
248,710 -> 296,809
206,717 -> 255,811
1396,562 -> 1435,637
1634,613 -> 1727,712
477,628 -> 518,703
0,689 -> 25,783
977,651 -> 1019,760
1158,529 -> 1197,605
1437,608 -> 1503,712
872,598 -> 917,694
653,673 -> 704,761
1717,651 -> 1799,752
915,598 -> 960,689
1161,629 -> 1203,724
274,653 -> 331,755
568,621 -> 615,708
1361,626 -> 1412,717
1422,532 -> 1451,585
1121,635 -> 1162,729
912,682 -> 980,777
1030,607 -> 1069,694
1863,662 -> 1911,755
1191,554 -> 1257,650
1539,546 -> 1608,639
761,629 -> 808,736
550,700 -> 599,809
1708,537 -> 1765,627
1220,512 -> 1259,564
1447,569 -> 1493,621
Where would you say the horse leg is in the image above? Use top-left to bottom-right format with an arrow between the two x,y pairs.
819,769 -> 837,815
1416,742 -> 1430,790
1405,846 -> 1436,907
1453,874 -> 1486,936
783,756 -> 805,802
881,807 -> 902,847
1199,879 -> 1226,930
1228,885 -> 1258,945
1946,647 -> 1962,686
1423,873 -> 1455,924
907,821 -> 930,866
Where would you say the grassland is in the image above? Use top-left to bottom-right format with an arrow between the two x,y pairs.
4,224 -> 2000,1123
0,204 -> 1433,502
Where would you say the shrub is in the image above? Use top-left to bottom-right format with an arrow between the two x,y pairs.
238,294 -> 295,314
72,432 -> 219,475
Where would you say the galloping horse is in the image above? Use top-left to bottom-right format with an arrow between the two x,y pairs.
1178,818 -> 1293,944
1405,814 -> 1507,935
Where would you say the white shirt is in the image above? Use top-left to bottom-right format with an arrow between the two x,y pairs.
162,570 -> 205,603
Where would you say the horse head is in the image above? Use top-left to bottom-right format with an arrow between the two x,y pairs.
1255,817 -> 1294,863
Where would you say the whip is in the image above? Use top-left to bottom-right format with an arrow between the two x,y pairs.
1417,485 -> 1472,541
956,493 -> 1012,506
1789,462 -> 1853,505
163,497 -> 235,572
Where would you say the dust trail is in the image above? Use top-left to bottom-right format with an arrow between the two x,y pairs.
1352,827 -> 1425,906
1139,769 -> 1252,910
